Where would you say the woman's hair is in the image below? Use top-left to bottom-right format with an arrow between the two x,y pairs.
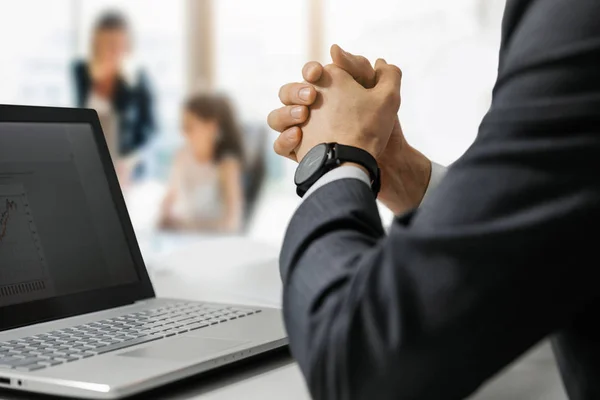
94,11 -> 129,33
91,11 -> 130,60
184,94 -> 245,163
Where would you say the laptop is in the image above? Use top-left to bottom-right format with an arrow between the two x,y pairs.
0,105 -> 287,399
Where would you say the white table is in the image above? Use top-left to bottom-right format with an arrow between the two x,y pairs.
138,235 -> 567,400
0,235 -> 566,399
140,234 -> 311,400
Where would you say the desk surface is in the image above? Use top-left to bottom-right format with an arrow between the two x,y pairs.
0,235 -> 566,400
140,234 -> 310,400
146,235 -> 566,400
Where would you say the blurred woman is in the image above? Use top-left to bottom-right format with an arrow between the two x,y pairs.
159,94 -> 245,233
73,11 -> 155,186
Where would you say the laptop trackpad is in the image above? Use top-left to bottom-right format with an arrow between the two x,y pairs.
118,337 -> 247,362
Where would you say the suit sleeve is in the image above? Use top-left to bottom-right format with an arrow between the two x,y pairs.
279,1 -> 600,399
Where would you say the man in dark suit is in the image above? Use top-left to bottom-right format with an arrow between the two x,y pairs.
266,1 -> 600,399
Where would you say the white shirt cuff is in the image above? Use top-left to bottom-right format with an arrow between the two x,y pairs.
302,161 -> 448,206
302,165 -> 371,200
421,161 -> 447,204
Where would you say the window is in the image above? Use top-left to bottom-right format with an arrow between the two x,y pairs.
0,0 -> 508,246
325,0 -> 505,164
0,0 -> 74,106
214,0 -> 310,244
77,0 -> 187,137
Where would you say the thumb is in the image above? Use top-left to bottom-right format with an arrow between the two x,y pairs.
330,44 -> 376,89
374,58 -> 402,108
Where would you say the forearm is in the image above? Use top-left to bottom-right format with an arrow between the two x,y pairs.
378,145 -> 433,214
281,1 -> 600,398
281,179 -> 386,400
306,151 -> 447,214
282,173 -> 596,400
284,180 -> 476,400
282,122 -> 597,399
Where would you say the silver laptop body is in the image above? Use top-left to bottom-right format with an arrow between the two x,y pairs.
0,105 -> 287,399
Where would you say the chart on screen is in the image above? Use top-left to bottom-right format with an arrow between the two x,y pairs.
0,183 -> 53,305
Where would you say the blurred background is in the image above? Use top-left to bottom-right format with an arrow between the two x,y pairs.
0,1 -> 570,398
0,0 -> 507,250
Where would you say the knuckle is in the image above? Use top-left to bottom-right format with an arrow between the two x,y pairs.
267,110 -> 281,130
278,84 -> 291,102
303,61 -> 323,81
324,63 -> 341,75
304,60 -> 321,70
377,89 -> 400,110
273,138 -> 284,155
323,63 -> 335,72
357,55 -> 371,68
386,91 -> 401,109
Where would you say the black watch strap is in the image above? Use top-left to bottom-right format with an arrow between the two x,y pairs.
295,143 -> 381,198
333,144 -> 381,196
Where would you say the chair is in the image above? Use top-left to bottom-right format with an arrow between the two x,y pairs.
241,123 -> 268,227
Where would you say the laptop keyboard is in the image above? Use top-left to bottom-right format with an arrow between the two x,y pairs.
0,302 -> 261,372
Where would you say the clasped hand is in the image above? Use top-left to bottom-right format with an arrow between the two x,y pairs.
268,45 -> 432,214
269,45 -> 401,162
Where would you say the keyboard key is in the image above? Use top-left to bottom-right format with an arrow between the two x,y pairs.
15,351 -> 38,357
100,339 -> 121,345
0,357 -> 23,365
38,360 -> 63,367
4,357 -> 46,367
16,364 -> 46,371
94,334 -> 164,355
54,356 -> 79,363
83,343 -> 106,350
188,323 -> 209,331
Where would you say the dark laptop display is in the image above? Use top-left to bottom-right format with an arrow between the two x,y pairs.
0,106 -> 155,332
0,106 -> 284,400
0,122 -> 140,308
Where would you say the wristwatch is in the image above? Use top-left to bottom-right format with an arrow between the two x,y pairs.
294,143 -> 381,198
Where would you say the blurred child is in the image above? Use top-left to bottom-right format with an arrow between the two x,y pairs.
159,94 -> 245,233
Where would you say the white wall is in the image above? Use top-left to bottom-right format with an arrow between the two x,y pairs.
325,0 -> 506,165
0,0 -> 74,107
248,0 -> 507,244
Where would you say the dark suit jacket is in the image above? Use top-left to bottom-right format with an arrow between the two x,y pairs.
279,0 -> 600,399
73,61 -> 155,156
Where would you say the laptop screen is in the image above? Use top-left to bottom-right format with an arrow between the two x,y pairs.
0,122 -> 140,309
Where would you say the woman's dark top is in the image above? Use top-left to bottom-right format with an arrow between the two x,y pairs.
72,60 -> 156,156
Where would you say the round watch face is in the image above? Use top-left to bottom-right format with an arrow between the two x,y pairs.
294,144 -> 329,185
